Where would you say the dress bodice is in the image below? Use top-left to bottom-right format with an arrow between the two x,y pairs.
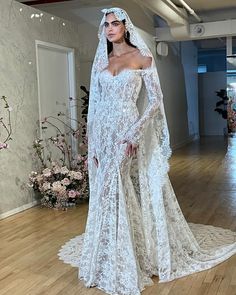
94,67 -> 162,146
98,69 -> 143,107
94,69 -> 144,129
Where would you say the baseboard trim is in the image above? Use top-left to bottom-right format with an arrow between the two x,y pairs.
0,200 -> 40,220
172,134 -> 199,150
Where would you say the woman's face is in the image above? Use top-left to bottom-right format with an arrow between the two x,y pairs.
104,13 -> 126,43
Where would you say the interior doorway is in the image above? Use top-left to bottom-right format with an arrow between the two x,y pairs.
35,40 -> 77,160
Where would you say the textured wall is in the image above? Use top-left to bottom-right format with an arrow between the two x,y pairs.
0,0 -> 83,217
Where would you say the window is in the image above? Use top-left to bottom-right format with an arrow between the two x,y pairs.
198,64 -> 207,73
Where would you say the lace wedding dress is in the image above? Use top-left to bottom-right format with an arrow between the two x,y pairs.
58,7 -> 236,295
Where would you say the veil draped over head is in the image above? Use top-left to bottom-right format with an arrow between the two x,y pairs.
87,7 -> 172,188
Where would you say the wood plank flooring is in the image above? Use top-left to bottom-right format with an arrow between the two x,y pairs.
1,136 -> 236,295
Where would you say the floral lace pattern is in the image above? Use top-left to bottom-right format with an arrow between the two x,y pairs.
58,69 -> 236,295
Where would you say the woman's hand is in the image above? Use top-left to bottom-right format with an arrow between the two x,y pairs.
93,156 -> 99,167
121,140 -> 138,157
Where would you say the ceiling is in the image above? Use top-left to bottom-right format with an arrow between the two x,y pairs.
18,0 -> 236,10
16,0 -> 236,49
173,0 -> 236,12
17,0 -> 236,23
18,0 -> 70,3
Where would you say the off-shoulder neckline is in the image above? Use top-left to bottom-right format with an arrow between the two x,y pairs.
102,66 -> 153,78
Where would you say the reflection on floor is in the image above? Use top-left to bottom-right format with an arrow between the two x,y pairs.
170,136 -> 236,230
0,136 -> 236,295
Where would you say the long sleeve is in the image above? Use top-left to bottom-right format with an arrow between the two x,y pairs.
123,68 -> 163,145
87,74 -> 100,157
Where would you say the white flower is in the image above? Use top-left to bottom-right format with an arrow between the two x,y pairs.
52,181 -> 62,192
31,171 -> 38,176
36,174 -> 43,183
53,165 -> 61,174
61,166 -> 69,174
42,168 -> 51,177
42,182 -> 51,191
73,171 -> 83,180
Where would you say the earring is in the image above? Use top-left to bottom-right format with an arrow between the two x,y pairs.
125,30 -> 128,38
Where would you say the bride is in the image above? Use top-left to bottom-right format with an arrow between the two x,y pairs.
58,7 -> 236,295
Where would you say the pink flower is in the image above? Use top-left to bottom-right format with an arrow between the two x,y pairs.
68,190 -> 77,198
61,178 -> 71,186
0,142 -> 9,149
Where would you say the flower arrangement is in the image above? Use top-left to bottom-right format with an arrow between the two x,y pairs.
227,99 -> 236,133
29,86 -> 89,209
0,96 -> 13,150
29,157 -> 88,209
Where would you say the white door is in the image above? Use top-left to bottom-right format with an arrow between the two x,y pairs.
36,41 -> 77,166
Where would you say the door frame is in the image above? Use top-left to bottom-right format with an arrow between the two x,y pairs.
35,40 -> 78,154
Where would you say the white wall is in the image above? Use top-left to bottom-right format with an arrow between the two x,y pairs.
156,42 -> 191,148
199,71 -> 227,135
181,41 -> 199,139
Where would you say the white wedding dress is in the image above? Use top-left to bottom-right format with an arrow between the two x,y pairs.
58,67 -> 236,295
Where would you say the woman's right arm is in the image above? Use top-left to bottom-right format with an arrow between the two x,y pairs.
87,74 -> 100,163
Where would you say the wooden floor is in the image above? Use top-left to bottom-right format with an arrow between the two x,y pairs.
1,136 -> 236,295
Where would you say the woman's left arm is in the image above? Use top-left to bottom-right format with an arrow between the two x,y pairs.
123,66 -> 163,145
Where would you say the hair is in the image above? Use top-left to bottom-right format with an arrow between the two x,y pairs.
106,17 -> 136,55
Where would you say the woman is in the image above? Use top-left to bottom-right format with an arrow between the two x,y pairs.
59,8 -> 236,295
